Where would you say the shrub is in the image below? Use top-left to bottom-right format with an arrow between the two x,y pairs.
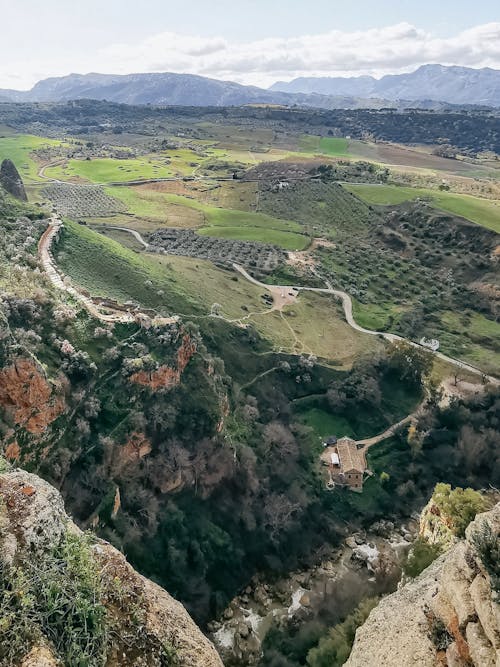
306,597 -> 379,667
403,537 -> 442,577
432,483 -> 487,537
471,521 -> 500,594
0,531 -> 107,665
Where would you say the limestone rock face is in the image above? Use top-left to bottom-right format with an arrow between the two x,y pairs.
0,159 -> 27,201
0,468 -> 223,667
345,504 -> 500,667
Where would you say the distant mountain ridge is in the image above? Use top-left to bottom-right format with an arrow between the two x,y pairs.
0,72 -> 392,109
0,65 -> 497,108
270,64 -> 500,107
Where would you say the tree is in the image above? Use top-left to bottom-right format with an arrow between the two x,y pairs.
306,598 -> 378,667
432,483 -> 487,537
387,341 -> 433,387
403,537 -> 441,577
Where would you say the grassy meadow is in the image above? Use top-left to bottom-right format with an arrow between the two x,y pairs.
0,134 -> 63,182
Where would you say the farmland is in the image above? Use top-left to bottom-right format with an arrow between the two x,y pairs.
105,184 -> 309,249
344,183 -> 500,232
0,133 -> 62,182
3,113 -> 497,377
45,156 -> 176,182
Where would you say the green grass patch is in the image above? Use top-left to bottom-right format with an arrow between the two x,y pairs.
298,135 -> 351,157
319,137 -> 350,156
56,219 -> 198,314
351,300 -> 407,332
198,225 -> 309,249
0,134 -> 62,183
296,406 -> 357,439
47,156 -> 175,183
344,183 -> 500,233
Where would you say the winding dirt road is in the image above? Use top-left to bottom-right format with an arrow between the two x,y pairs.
38,218 -> 178,327
232,264 -> 499,386
41,219 -> 497,385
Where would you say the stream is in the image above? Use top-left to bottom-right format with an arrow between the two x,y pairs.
209,518 -> 418,665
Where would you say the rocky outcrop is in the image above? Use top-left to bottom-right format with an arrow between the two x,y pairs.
0,357 -> 66,436
345,503 -> 500,667
0,467 -> 223,667
129,333 -> 197,390
419,494 -> 456,548
0,159 -> 27,201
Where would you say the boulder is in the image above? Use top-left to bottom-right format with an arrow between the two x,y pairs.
0,159 -> 27,201
0,468 -> 223,667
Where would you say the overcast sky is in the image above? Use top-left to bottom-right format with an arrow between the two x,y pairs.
1,0 -> 499,89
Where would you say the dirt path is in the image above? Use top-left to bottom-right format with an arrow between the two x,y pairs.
99,225 -> 150,250
38,159 -> 66,182
38,218 -> 178,327
233,264 -> 499,386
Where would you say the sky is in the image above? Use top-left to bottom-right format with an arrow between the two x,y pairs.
1,0 -> 499,89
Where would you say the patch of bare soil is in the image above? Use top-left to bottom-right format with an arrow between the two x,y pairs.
288,238 -> 335,270
371,143 -> 484,173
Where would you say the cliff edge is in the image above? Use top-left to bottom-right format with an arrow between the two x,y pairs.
345,502 -> 499,667
0,466 -> 223,666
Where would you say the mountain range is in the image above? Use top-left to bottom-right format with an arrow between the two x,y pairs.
271,64 -> 500,107
0,65 -> 498,108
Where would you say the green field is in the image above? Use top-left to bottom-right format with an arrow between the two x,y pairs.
343,183 -> 500,232
351,300 -> 407,332
152,254 -> 266,320
105,185 -> 308,248
198,225 -> 309,250
299,135 -> 350,157
0,134 -> 62,183
319,137 -> 350,156
46,157 -> 175,183
250,292 -> 383,365
295,406 -> 357,439
56,219 -> 196,314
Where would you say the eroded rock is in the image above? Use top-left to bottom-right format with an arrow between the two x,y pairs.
345,503 -> 500,667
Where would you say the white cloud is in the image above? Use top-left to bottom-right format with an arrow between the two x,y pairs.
2,22 -> 500,90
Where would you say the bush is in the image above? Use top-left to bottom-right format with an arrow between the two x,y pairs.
471,521 -> 500,594
306,597 -> 378,667
0,531 -> 107,665
432,483 -> 486,537
403,537 -> 442,577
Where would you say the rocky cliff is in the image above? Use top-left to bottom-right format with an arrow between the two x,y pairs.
345,503 -> 499,667
0,159 -> 27,201
0,466 -> 223,666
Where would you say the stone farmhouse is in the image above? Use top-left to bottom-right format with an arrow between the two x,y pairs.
321,436 -> 367,491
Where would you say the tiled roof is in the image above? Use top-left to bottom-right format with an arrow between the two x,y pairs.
337,437 -> 365,473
